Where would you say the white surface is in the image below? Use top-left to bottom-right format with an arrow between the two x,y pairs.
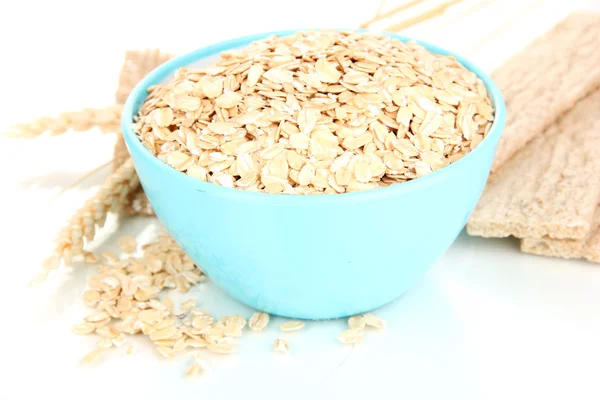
2,1 -> 600,399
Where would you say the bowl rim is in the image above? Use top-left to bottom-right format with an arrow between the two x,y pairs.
122,29 -> 506,205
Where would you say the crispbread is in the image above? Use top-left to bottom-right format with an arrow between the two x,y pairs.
114,49 -> 173,216
521,204 -> 600,263
491,12 -> 600,172
467,89 -> 600,239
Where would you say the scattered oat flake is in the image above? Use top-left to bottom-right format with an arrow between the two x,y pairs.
180,299 -> 196,309
126,346 -> 134,355
363,313 -> 386,329
82,349 -> 104,364
186,338 -> 208,348
273,338 -> 290,353
83,252 -> 100,264
337,328 -> 365,344
190,354 -> 211,372
207,342 -> 235,354
101,252 -> 118,262
162,296 -> 175,311
150,327 -> 178,341
192,315 -> 213,329
112,334 -> 126,347
138,309 -> 162,324
156,346 -> 175,358
223,323 -> 242,337
348,315 -> 366,330
85,311 -> 110,323
173,337 -> 188,352
82,290 -> 100,307
72,322 -> 96,335
28,271 -> 48,288
95,326 -> 118,338
186,362 -> 201,377
248,312 -> 269,331
280,320 -> 305,332
97,337 -> 114,349
196,359 -> 210,372
118,236 -> 137,253
226,314 -> 247,329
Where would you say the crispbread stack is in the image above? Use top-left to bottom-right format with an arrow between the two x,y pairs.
467,12 -> 600,263
490,12 -> 600,172
468,89 -> 600,239
521,206 -> 600,263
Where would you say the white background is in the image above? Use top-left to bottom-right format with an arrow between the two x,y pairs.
2,0 -> 600,399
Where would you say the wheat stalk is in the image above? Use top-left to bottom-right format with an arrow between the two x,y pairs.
24,50 -> 170,287
30,158 -> 139,286
374,0 -> 388,19
4,104 -> 122,138
360,0 -> 427,28
115,49 -> 173,104
385,0 -> 465,32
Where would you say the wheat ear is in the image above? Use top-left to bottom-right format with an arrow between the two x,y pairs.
30,158 -> 139,286
5,104 -> 122,138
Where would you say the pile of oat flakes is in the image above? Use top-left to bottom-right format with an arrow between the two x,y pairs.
134,31 -> 493,194
75,234 -> 386,376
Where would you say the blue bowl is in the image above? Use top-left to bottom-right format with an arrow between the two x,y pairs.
122,30 -> 506,319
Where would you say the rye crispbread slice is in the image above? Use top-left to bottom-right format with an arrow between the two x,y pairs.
520,204 -> 600,263
491,12 -> 600,172
467,88 -> 600,240
114,49 -> 173,216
